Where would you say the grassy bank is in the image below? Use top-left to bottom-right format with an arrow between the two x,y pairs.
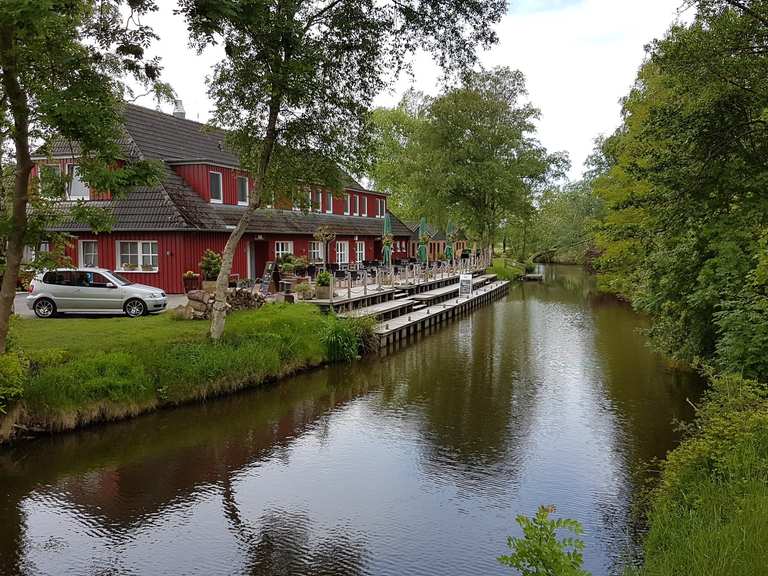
0,304 -> 372,441
630,372 -> 768,576
489,257 -> 525,280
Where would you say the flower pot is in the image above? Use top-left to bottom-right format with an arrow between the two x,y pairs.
183,275 -> 200,292
315,285 -> 331,299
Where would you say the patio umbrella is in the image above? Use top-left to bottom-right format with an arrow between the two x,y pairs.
444,221 -> 454,262
382,212 -> 393,267
418,217 -> 428,264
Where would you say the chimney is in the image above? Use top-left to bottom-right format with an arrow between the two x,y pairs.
172,99 -> 186,119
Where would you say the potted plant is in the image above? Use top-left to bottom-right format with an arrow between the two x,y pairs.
199,249 -> 222,293
183,270 -> 200,292
293,255 -> 308,276
294,280 -> 313,300
123,262 -> 138,271
315,270 -> 332,299
141,264 -> 154,272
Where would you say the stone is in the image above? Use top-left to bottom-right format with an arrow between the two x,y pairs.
187,290 -> 208,303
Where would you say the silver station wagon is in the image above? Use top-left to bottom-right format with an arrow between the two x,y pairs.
26,268 -> 167,318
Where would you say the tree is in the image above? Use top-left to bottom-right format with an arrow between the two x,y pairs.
371,68 -> 567,253
177,0 -> 507,340
592,1 -> 768,376
0,0 -> 170,352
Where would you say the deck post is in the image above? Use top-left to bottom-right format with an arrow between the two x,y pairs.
347,271 -> 352,299
363,268 -> 368,296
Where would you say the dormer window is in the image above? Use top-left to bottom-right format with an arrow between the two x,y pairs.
361,195 -> 367,216
237,176 -> 249,205
344,193 -> 350,215
66,164 -> 89,200
209,171 -> 223,203
326,191 -> 333,214
352,194 -> 359,215
377,198 -> 385,218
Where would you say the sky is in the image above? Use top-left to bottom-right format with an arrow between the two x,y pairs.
135,0 -> 689,180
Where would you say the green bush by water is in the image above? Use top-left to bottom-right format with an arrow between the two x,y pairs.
489,258 -> 525,281
4,304 -> 369,434
628,372 -> 768,576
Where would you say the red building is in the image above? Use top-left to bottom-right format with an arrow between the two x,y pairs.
32,103 -> 413,293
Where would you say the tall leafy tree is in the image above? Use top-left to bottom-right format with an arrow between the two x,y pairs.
593,0 -> 768,376
372,67 -> 567,251
177,0 -> 507,340
0,0 -> 170,352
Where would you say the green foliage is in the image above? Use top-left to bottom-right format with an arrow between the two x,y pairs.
489,258 -> 524,281
591,3 -> 768,372
0,351 -> 27,413
499,505 -> 589,576
371,69 -> 567,246
631,372 -> 768,576
316,271 -> 332,287
199,249 -> 222,281
13,304 -> 350,425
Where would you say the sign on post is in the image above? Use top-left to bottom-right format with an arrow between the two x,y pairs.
459,273 -> 473,298
260,261 -> 274,295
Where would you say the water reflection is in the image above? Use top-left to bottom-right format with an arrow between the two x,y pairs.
0,266 -> 700,576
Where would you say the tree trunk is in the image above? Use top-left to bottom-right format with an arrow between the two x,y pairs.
209,100 -> 280,341
0,32 -> 33,353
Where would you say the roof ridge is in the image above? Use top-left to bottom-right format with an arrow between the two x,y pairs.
123,102 -> 222,132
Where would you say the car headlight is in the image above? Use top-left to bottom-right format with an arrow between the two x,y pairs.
151,292 -> 163,299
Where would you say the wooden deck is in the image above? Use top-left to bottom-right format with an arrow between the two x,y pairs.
339,298 -> 415,321
375,280 -> 510,348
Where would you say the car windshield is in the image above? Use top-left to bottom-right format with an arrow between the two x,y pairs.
109,272 -> 133,286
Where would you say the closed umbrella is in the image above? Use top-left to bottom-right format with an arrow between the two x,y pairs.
444,221 -> 454,262
418,217 -> 428,264
382,212 -> 393,268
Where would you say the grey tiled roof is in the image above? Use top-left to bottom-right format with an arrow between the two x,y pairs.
37,103 -> 394,233
211,205 -> 413,237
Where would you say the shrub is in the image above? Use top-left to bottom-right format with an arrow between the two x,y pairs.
499,505 -> 589,576
524,260 -> 536,274
0,352 -> 27,413
199,249 -> 222,280
316,271 -> 332,287
322,318 -> 361,362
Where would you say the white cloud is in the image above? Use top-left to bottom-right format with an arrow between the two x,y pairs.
136,0 -> 686,180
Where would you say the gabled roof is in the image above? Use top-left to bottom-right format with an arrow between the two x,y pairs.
36,103 -> 406,235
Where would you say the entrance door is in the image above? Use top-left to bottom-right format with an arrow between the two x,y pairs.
252,240 -> 269,278
373,239 -> 383,261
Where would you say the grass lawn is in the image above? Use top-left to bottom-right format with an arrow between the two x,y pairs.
3,303 -> 366,438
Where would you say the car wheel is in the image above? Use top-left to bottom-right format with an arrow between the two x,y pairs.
33,298 -> 56,319
124,298 -> 147,318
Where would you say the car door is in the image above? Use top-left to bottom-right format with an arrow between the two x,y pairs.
78,271 -> 121,310
43,271 -> 81,310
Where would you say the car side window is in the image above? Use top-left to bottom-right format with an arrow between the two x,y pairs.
87,272 -> 110,288
72,272 -> 89,287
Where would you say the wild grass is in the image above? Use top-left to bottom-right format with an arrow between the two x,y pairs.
489,257 -> 525,281
628,373 -> 768,576
5,304 -> 362,436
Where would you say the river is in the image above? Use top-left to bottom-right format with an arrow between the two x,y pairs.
0,265 -> 701,576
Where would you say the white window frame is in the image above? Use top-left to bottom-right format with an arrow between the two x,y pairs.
336,240 -> 349,264
356,240 -> 365,262
326,191 -> 333,214
209,171 -> 223,204
377,198 -> 386,218
66,164 -> 89,200
79,239 -> 99,268
309,241 -> 324,263
274,240 -> 294,260
236,176 -> 249,206
352,194 -> 359,215
361,195 -> 367,216
343,194 -> 351,215
116,240 -> 158,273
313,190 -> 323,213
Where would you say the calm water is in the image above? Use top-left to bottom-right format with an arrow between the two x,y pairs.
0,265 -> 701,576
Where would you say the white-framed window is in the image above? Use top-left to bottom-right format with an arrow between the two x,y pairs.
377,197 -> 385,218
237,176 -> 249,205
116,240 -> 158,272
274,240 -> 293,260
326,191 -> 333,214
79,240 -> 99,267
336,240 -> 349,264
352,194 -> 359,215
209,171 -> 223,203
313,190 -> 323,212
66,164 -> 89,200
309,241 -> 324,262
361,195 -> 367,216
343,194 -> 350,215
356,240 -> 365,262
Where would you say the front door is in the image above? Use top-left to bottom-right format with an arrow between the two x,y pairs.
252,240 -> 269,278
373,239 -> 383,261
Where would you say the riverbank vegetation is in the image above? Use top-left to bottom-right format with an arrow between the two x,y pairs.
0,304 -> 372,442
558,1 -> 768,574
